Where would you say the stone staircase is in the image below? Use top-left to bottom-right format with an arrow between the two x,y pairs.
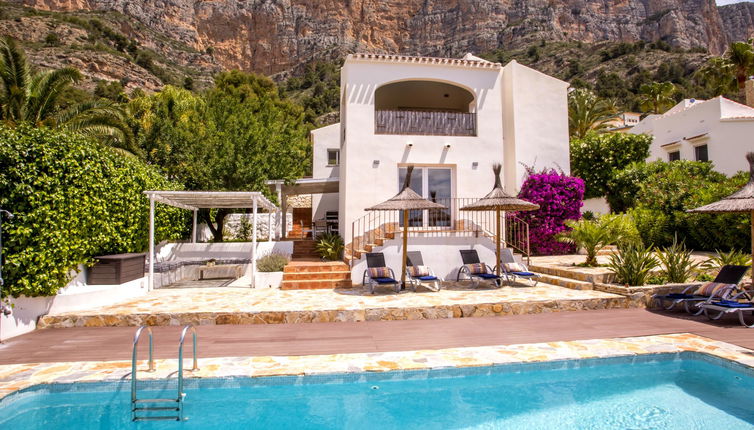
291,239 -> 318,259
281,261 -> 353,289
527,261 -> 614,291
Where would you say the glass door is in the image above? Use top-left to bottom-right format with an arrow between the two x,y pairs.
398,167 -> 453,228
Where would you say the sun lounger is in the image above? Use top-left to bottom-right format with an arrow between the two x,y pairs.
699,293 -> 754,327
406,251 -> 440,292
456,249 -> 501,287
499,248 -> 540,286
362,252 -> 401,294
653,265 -> 749,315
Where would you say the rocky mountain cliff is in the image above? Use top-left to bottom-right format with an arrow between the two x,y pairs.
10,0 -> 754,78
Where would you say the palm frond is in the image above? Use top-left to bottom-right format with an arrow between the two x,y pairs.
55,100 -> 138,154
0,37 -> 31,121
27,67 -> 81,123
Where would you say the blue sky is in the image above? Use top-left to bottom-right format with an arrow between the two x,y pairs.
717,0 -> 751,5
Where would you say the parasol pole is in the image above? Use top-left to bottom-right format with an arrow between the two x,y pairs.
496,207 -> 501,276
402,209 -> 409,287
751,210 -> 753,288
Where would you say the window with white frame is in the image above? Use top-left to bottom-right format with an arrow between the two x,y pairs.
327,149 -> 340,166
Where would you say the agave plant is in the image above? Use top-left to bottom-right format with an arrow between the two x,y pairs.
608,243 -> 660,286
314,233 -> 344,261
701,249 -> 752,273
657,235 -> 699,283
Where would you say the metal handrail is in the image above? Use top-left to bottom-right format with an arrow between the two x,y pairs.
177,325 -> 198,399
131,326 -> 155,404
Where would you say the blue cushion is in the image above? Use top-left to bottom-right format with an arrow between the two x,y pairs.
476,273 -> 500,279
511,271 -> 536,276
373,277 -> 398,284
417,276 -> 437,281
714,300 -> 754,309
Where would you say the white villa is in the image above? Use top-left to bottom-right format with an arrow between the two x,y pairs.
277,53 -> 571,279
631,96 -> 754,176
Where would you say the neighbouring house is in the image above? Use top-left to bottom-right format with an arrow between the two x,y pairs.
273,53 -> 571,281
631,96 -> 754,176
605,112 -> 642,132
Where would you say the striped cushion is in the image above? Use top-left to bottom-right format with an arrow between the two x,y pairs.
503,262 -> 526,273
465,263 -> 487,274
368,267 -> 391,278
694,282 -> 732,297
409,265 -> 430,277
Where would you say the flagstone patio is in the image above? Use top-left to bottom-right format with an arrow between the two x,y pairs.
37,282 -> 632,328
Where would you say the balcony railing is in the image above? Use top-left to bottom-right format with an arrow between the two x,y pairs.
374,110 -> 476,136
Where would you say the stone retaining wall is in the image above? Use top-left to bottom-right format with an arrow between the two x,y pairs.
37,296 -> 632,328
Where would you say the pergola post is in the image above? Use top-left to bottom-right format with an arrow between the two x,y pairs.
192,209 -> 198,243
267,211 -> 272,241
251,198 -> 258,288
148,195 -> 155,292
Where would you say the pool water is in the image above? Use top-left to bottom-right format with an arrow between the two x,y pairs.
1,352 -> 753,429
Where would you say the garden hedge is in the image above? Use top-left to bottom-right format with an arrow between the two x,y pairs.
0,125 -> 186,297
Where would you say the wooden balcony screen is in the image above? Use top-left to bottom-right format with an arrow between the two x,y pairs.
374,110 -> 477,136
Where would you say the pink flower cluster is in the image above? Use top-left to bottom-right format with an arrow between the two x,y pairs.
516,169 -> 585,256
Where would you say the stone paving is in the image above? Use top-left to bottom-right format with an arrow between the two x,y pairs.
1,333 -> 752,400
37,283 -> 630,328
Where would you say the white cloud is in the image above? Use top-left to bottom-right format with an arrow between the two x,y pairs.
717,0 -> 752,5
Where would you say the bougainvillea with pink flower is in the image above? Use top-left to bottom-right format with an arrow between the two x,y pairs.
515,167 -> 585,255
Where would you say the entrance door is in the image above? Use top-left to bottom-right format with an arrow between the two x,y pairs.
398,167 -> 453,228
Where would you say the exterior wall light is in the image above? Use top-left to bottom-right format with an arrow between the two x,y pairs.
472,162 -> 479,169
373,160 -> 380,167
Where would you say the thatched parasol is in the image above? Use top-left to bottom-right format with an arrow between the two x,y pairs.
365,165 -> 445,286
461,164 -> 540,276
688,152 -> 754,287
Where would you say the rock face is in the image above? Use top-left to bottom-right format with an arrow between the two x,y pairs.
720,2 -> 754,46
9,0 -> 754,75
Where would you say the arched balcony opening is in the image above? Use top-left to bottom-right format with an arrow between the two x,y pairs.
374,80 -> 477,136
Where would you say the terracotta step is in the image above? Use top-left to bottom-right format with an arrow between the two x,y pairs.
280,279 -> 353,290
537,273 -> 594,291
283,262 -> 349,273
282,271 -> 351,281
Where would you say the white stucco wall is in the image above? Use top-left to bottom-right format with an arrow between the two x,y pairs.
0,270 -> 148,341
350,235 -> 501,284
501,60 -> 571,186
632,97 -> 754,176
311,123 -> 341,221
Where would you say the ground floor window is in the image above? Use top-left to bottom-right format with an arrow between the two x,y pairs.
327,149 -> 340,166
398,166 -> 452,228
668,151 -> 681,162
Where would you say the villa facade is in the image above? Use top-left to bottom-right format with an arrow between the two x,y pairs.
631,96 -> 754,176
281,53 -> 571,278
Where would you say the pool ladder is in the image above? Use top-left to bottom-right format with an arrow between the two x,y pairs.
130,325 -> 199,422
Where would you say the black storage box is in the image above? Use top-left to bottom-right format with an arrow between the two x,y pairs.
88,253 -> 146,285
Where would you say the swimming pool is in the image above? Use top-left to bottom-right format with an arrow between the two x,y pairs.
1,352 -> 753,429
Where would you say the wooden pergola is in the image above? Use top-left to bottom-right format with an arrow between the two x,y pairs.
144,191 -> 278,290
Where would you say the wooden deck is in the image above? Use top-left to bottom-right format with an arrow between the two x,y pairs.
1,308 -> 752,365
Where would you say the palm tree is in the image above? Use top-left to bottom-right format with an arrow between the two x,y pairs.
557,214 -> 641,266
696,57 -> 737,97
725,41 -> 754,95
638,82 -> 677,114
567,88 -> 617,139
0,37 -> 133,151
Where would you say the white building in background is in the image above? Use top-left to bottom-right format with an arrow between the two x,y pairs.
605,112 -> 642,132
631,97 -> 754,176
281,53 -> 570,279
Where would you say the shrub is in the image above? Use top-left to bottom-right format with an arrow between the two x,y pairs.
256,253 -> 288,272
570,132 -> 652,201
611,161 -> 750,250
0,125 -> 185,297
701,249 -> 752,277
657,235 -> 698,283
608,243 -> 660,286
517,168 -> 585,256
314,233 -> 344,261
557,214 -> 640,266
